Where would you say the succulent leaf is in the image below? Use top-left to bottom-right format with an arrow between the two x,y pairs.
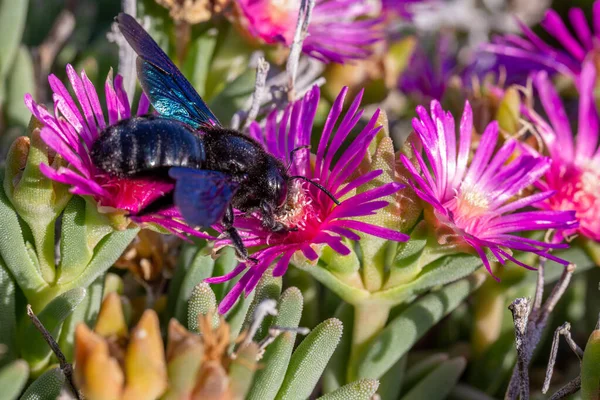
399,357 -> 467,400
323,303 -> 353,393
20,367 -> 65,400
174,248 -> 215,324
275,318 -> 343,400
356,275 -> 484,379
247,287 -> 304,400
0,359 -> 28,400
21,288 -> 86,372
581,328 -> 600,400
0,258 -> 17,366
187,282 -> 219,331
317,378 -> 380,400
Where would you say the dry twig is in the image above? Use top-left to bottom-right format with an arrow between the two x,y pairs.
26,305 -> 81,400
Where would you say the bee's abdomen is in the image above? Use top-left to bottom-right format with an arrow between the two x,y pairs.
91,116 -> 205,177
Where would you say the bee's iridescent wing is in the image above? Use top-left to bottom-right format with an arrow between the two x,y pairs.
169,168 -> 239,227
117,13 -> 221,128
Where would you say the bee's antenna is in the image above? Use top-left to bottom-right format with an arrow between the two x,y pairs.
286,145 -> 311,174
289,176 -> 341,205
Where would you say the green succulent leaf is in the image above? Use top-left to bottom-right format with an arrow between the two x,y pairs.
0,0 -> 29,102
182,27 -> 219,98
5,46 -> 34,128
229,343 -> 259,399
581,328 -> 600,400
356,274 -> 484,380
0,173 -> 46,297
323,303 -> 354,393
20,366 -> 65,400
275,318 -> 343,400
187,282 -> 218,332
248,287 -> 304,400
317,379 -> 380,400
58,196 -> 94,284
0,257 -> 17,365
377,356 -> 407,400
244,270 -> 282,342
402,353 -> 450,392
0,359 -> 29,400
64,226 -> 139,293
208,68 -> 256,122
21,288 -> 86,372
58,274 -> 104,362
399,357 -> 466,400
174,246 -> 215,324
448,384 -> 497,400
212,247 -> 238,301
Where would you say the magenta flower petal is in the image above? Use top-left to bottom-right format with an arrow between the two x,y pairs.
526,59 -> 600,242
208,86 -> 409,313
481,0 -> 600,81
236,0 -> 382,63
401,100 -> 578,274
26,64 -> 210,239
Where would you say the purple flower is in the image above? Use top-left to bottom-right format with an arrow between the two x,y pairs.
235,0 -> 382,63
481,2 -> 600,81
382,0 -> 434,20
400,100 -> 578,278
525,60 -> 600,242
207,86 -> 409,313
25,64 -> 212,239
399,35 -> 456,101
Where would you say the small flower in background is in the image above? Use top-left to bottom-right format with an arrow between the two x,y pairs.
234,0 -> 382,63
155,0 -> 231,25
526,60 -> 600,242
25,65 -> 211,238
481,0 -> 600,81
399,34 -> 457,101
207,86 -> 408,313
400,100 -> 579,278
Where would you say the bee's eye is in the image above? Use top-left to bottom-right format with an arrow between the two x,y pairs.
277,179 -> 288,208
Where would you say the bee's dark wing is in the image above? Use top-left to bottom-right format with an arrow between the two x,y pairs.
169,168 -> 238,227
117,13 -> 221,128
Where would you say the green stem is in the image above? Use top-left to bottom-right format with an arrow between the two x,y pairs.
347,302 -> 391,382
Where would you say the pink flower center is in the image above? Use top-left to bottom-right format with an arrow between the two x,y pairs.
443,185 -> 492,236
275,181 -> 322,230
243,0 -> 299,44
548,162 -> 600,239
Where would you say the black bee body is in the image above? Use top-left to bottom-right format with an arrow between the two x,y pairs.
107,13 -> 337,260
91,116 -> 206,178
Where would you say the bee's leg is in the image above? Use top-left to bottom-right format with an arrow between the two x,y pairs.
223,205 -> 257,263
260,201 -> 297,232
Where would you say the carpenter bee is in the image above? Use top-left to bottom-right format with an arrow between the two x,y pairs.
90,13 -> 339,260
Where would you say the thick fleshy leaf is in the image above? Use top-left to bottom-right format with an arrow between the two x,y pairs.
248,287 -> 304,400
20,367 -> 65,400
94,292 -> 128,339
377,356 -> 407,400
5,46 -> 34,127
0,258 -> 16,365
211,246 -> 238,301
182,28 -> 219,98
174,247 -> 215,325
323,303 -> 354,393
58,196 -> 94,283
21,288 -> 86,372
0,172 -> 46,297
0,0 -> 28,101
187,282 -> 218,332
64,226 -> 139,293
229,342 -> 259,399
467,330 -> 517,394
495,87 -> 521,135
244,269 -> 282,342
373,252 -> 483,305
356,275 -> 484,380
58,274 -> 104,362
275,318 -> 343,400
402,353 -> 449,391
581,329 -> 600,400
0,359 -> 28,400
318,379 -> 380,400
399,357 -> 466,400
208,68 -> 256,122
